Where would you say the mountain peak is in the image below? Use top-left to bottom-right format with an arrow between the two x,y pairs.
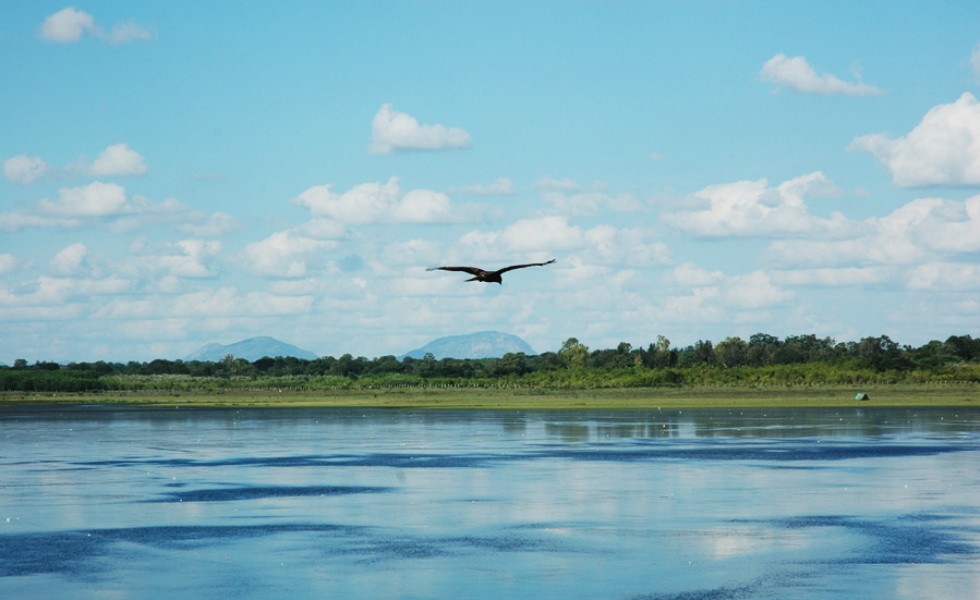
185,336 -> 318,362
400,331 -> 535,360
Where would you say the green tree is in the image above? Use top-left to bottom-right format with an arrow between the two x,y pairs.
559,338 -> 588,369
691,339 -> 715,365
714,336 -> 748,367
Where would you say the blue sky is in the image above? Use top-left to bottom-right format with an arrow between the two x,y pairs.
2,1 -> 980,363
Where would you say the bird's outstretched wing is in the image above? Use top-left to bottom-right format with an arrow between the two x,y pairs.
426,265 -> 486,276
495,259 -> 556,275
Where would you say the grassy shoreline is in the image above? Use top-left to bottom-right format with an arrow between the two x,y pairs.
1,384 -> 977,410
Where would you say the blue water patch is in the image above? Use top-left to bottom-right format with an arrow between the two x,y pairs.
532,439 -> 975,463
74,452 -> 503,470
3,407 -> 978,600
745,513 -> 978,564
145,484 -> 391,503
0,524 -> 366,577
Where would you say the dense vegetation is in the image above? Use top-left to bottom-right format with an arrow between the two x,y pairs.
3,333 -> 980,394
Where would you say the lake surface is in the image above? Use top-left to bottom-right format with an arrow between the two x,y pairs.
1,405 -> 978,599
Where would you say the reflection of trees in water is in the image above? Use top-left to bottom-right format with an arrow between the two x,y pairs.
536,407 -> 978,442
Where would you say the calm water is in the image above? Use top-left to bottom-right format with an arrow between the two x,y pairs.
1,405 -> 978,599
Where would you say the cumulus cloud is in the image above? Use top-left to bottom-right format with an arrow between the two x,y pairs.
0,181 -> 231,235
294,177 -> 455,224
242,230 -> 337,278
0,275 -> 131,312
105,21 -> 152,44
38,7 -> 97,42
765,194 -> 980,289
850,93 -> 980,187
120,240 -> 222,281
458,216 -> 584,257
906,262 -> 980,290
663,265 -> 793,313
394,189 -> 454,222
3,155 -> 48,185
765,200 -> 933,268
663,172 -> 842,237
369,104 -> 472,154
5,144 -> 146,182
50,242 -> 89,275
0,254 -> 18,276
453,216 -> 669,268
724,271 -> 795,309
761,54 -> 883,96
39,182 -> 128,217
38,7 -> 150,44
89,143 -> 148,177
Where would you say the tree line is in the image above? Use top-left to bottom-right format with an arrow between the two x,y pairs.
2,333 -> 979,393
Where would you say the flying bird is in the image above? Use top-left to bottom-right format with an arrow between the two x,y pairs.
426,259 -> 556,284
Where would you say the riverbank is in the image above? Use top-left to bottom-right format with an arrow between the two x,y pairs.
1,383 -> 977,410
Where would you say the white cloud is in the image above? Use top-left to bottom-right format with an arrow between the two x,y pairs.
242,230 -> 337,278
295,179 -> 398,224
452,216 -> 668,270
724,271 -> 795,309
766,208 -> 923,269
382,239 -> 443,269
369,104 -> 472,154
294,177 -> 457,224
38,7 -> 97,43
172,287 -> 239,317
0,212 -> 80,231
39,182 -> 128,217
665,263 -> 724,287
1,183 -> 230,234
488,216 -> 585,254
911,195 -> 980,253
393,189 -> 453,222
89,143 -> 148,177
121,240 -> 222,281
0,254 -> 18,276
662,266 -> 793,317
50,242 -> 89,275
906,262 -> 980,290
765,194 -> 980,289
4,144 -> 145,184
761,54 -> 883,96
0,275 -> 131,310
167,240 -> 222,278
106,21 -> 152,44
850,93 -> 980,187
38,7 -> 150,44
664,172 -> 842,237
584,225 -> 670,266
3,155 -> 48,185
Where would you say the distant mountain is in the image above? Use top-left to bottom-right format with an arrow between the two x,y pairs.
185,336 -> 318,362
400,331 -> 536,360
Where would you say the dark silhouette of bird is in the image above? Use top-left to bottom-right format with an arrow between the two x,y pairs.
426,259 -> 556,284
